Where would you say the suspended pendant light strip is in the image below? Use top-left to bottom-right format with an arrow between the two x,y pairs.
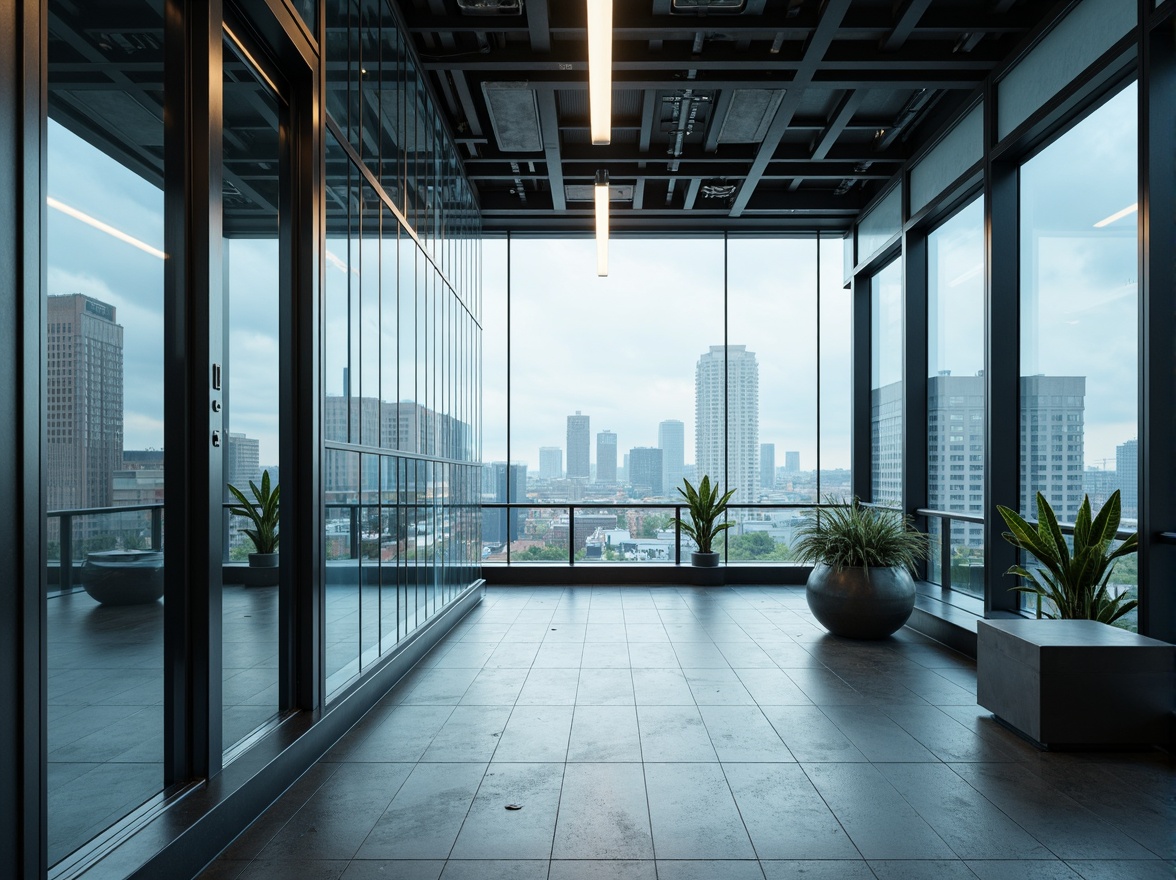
595,170 -> 609,276
587,0 -> 612,145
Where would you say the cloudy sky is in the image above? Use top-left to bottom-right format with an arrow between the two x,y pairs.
49,120 -> 282,466
47,79 -> 1139,482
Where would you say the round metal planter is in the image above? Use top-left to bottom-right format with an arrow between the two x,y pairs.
690,551 -> 720,567
805,562 -> 915,639
81,550 -> 165,605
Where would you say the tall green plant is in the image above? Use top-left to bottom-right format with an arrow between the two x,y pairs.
793,498 -> 927,572
676,475 -> 735,553
997,490 -> 1137,623
228,469 -> 280,555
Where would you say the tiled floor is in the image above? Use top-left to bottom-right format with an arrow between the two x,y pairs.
199,586 -> 1176,880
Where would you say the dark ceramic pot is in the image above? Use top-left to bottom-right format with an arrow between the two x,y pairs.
248,552 -> 279,568
81,550 -> 165,605
805,561 -> 915,639
690,550 -> 720,568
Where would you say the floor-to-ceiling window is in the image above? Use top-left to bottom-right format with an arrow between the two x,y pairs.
484,234 -> 850,566
1019,82 -> 1139,624
927,197 -> 986,597
323,0 -> 481,696
870,259 -> 904,507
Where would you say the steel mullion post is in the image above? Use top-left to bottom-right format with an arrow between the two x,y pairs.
163,0 -> 224,783
850,272 -> 872,502
1138,0 -> 1176,642
902,197 -> 930,579
982,81 -> 1021,616
0,0 -> 46,874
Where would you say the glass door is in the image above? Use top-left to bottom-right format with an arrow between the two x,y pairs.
220,27 -> 288,758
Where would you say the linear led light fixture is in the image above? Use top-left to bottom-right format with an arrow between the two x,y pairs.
595,171 -> 609,276
47,196 -> 166,260
1093,202 -> 1138,228
587,0 -> 612,145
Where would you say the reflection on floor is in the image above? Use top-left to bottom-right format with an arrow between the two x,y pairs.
200,585 -> 1175,880
49,585 -> 281,864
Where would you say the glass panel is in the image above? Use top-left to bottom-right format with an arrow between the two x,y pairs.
360,183 -> 380,446
325,132 -> 354,443
857,186 -> 902,263
870,259 -> 903,507
398,222 -> 417,452
487,507 -> 571,564
323,0 -> 363,150
819,235 -> 853,502
927,197 -> 985,576
360,452 -> 380,668
222,35 -> 283,754
509,238 -> 724,524
728,239 -> 818,506
1019,83 -> 1138,621
380,209 -> 398,448
325,449 -> 360,695
911,104 -> 984,214
998,0 -> 1136,139
46,0 -> 166,861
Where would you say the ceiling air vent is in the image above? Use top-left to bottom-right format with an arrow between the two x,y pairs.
564,184 -> 634,202
482,82 -> 543,152
716,89 -> 785,144
456,0 -> 524,15
670,0 -> 746,13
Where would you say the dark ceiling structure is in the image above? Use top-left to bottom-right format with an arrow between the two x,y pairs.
403,0 -> 1049,233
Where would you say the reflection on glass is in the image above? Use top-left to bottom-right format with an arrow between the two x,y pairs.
927,197 -> 985,592
46,0 -> 166,861
871,259 -> 903,506
325,449 -> 360,693
819,235 -> 853,503
1019,83 -> 1138,623
222,36 -> 283,754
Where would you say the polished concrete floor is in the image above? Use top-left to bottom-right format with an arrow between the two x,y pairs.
198,586 -> 1175,880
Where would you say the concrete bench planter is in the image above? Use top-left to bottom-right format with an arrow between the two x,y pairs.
977,618 -> 1174,748
81,550 -> 165,605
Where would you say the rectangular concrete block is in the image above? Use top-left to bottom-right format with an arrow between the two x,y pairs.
976,619 -> 1175,747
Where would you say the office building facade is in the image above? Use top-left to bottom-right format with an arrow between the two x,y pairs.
566,411 -> 590,480
628,447 -> 664,497
658,419 -> 685,495
538,446 -> 563,480
596,431 -> 617,483
696,345 -> 759,502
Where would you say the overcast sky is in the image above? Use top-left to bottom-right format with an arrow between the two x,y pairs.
47,80 -> 1139,479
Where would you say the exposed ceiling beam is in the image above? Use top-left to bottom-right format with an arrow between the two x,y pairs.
527,0 -> 551,53
536,89 -> 565,211
880,0 -> 934,51
730,0 -> 853,217
790,86 -> 865,191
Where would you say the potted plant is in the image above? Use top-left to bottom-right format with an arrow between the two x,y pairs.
227,469 -> 280,582
977,491 -> 1171,747
676,475 -> 735,567
996,489 -> 1138,622
793,498 -> 928,639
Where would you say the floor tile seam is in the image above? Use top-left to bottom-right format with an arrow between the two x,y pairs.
869,702 -> 974,762
790,761 -> 879,864
932,760 -> 1070,861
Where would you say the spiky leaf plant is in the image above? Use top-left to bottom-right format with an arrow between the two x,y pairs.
227,469 -> 280,555
793,498 -> 928,572
675,475 -> 736,554
997,490 -> 1137,623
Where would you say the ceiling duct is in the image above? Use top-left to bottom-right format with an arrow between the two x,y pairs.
565,183 -> 634,202
716,89 -> 784,144
456,0 -> 524,15
482,82 -> 543,152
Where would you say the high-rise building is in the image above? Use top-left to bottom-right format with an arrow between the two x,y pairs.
482,461 -> 527,545
539,446 -> 563,480
658,419 -> 685,494
628,447 -> 664,496
1116,438 -> 1138,520
226,432 -> 261,488
785,451 -> 800,472
922,373 -> 1085,550
566,411 -> 590,480
695,345 -> 759,501
47,294 -> 124,516
596,431 -> 617,483
760,444 -> 776,489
